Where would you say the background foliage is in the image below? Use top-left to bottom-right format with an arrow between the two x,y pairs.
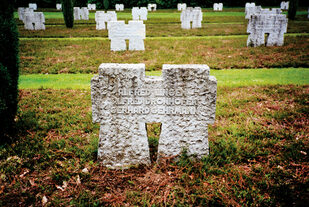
13,0 -> 309,9
0,0 -> 19,142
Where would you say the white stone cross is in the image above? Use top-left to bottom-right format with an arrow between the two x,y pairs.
24,12 -> 45,30
108,21 -> 146,51
132,7 -> 148,21
213,3 -> 223,11
18,7 -> 34,21
247,9 -> 288,47
88,4 -> 96,11
280,1 -> 289,10
56,4 -> 62,10
148,4 -> 157,11
95,11 -> 117,30
91,63 -> 217,169
115,4 -> 124,11
29,3 -> 37,10
181,7 -> 203,29
245,3 -> 256,19
177,3 -> 187,11
74,7 -> 89,20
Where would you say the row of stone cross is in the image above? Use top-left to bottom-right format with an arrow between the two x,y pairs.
19,2 -> 290,49
177,3 -> 223,11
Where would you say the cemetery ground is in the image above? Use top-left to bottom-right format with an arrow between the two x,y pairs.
0,8 -> 308,206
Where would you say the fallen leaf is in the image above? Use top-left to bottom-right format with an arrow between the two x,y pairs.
42,196 -> 48,206
76,175 -> 81,185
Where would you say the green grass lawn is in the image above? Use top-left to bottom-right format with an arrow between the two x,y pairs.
19,36 -> 309,74
19,68 -> 309,89
1,85 -> 308,206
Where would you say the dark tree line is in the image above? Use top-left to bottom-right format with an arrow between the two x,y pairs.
14,0 -> 309,9
0,0 -> 19,143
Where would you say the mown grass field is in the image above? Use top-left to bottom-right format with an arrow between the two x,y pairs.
0,7 -> 308,206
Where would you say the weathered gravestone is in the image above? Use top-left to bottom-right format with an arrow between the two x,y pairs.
213,3 -> 223,11
181,7 -> 203,29
132,7 -> 148,21
95,11 -> 117,30
29,3 -> 37,10
280,1 -> 289,10
74,7 -> 89,20
177,3 -> 187,11
148,4 -> 157,11
88,4 -> 96,11
108,21 -> 145,51
91,63 -> 217,169
245,3 -> 256,19
247,8 -> 288,47
115,4 -> 124,11
18,7 -> 34,21
56,3 -> 62,10
24,12 -> 45,30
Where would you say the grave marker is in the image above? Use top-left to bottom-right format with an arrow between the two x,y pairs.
24,12 -> 45,30
74,7 -> 89,20
115,4 -> 124,11
18,7 -> 34,21
177,3 -> 187,11
132,7 -> 148,21
88,4 -> 96,11
91,63 -> 217,169
213,3 -> 223,11
245,2 -> 256,19
56,3 -> 62,10
29,3 -> 37,10
95,11 -> 117,30
280,1 -> 289,10
148,4 -> 157,11
181,7 -> 203,29
247,9 -> 287,47
108,21 -> 146,51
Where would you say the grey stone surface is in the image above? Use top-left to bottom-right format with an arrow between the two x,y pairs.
91,63 -> 217,169
24,12 -> 45,30
213,3 -> 223,11
95,11 -> 117,30
177,3 -> 187,11
280,1 -> 289,10
56,4 -> 62,10
132,7 -> 148,20
148,4 -> 157,11
115,4 -> 124,11
181,7 -> 203,29
18,7 -> 34,21
245,5 -> 282,19
29,3 -> 37,10
245,3 -> 256,19
108,21 -> 146,51
247,9 -> 288,47
88,4 -> 96,10
74,7 -> 89,20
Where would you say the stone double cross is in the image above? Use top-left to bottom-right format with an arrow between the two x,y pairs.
180,7 -> 203,29
91,64 -> 217,169
95,11 -> 117,30
132,7 -> 148,21
108,21 -> 146,51
24,12 -> 45,30
247,8 -> 288,47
